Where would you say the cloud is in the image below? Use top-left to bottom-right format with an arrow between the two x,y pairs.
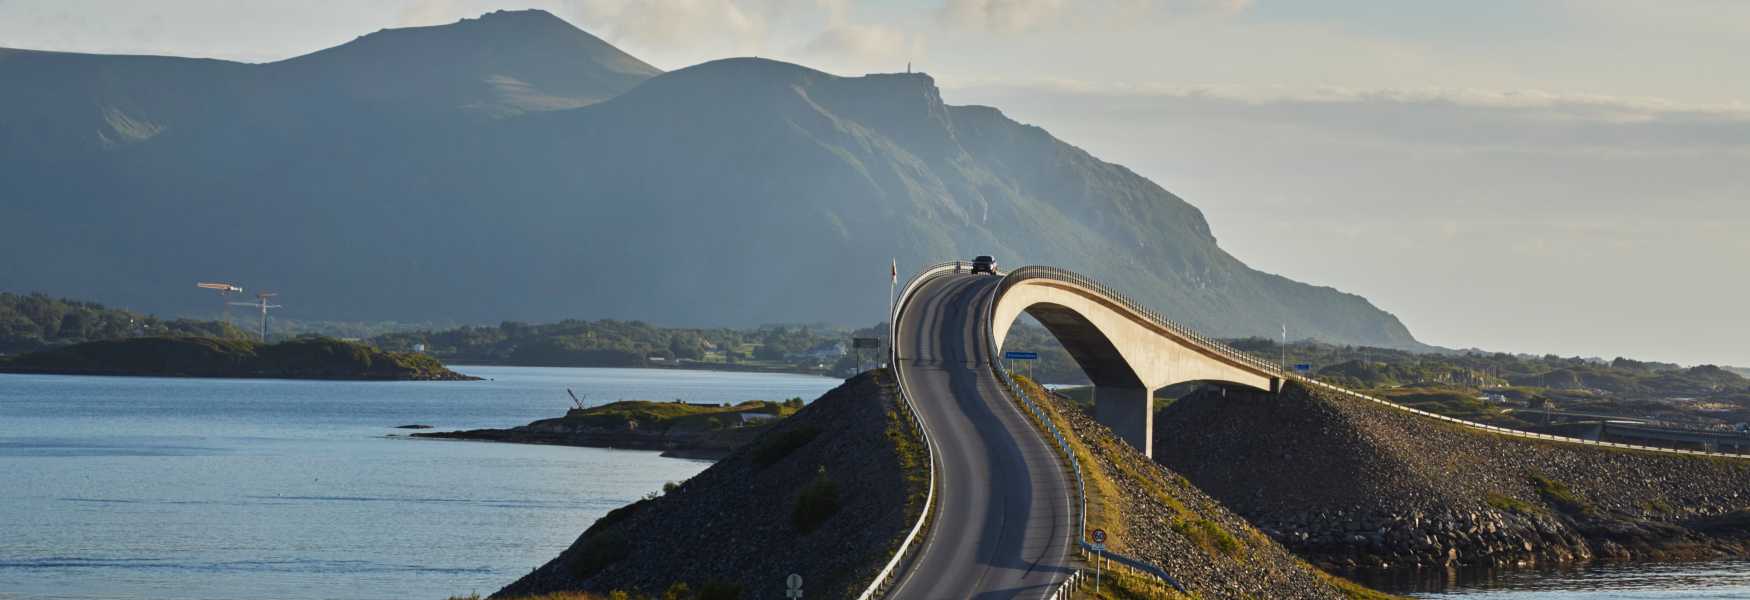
396,0 -> 473,27
801,23 -> 923,72
939,0 -> 1251,33
568,0 -> 774,61
952,79 -> 1750,152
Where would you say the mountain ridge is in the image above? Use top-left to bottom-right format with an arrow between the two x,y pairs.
0,11 -> 1424,350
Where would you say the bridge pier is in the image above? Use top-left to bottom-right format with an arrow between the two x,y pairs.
1094,386 -> 1155,458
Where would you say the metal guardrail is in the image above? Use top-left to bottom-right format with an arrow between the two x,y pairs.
997,266 -> 1286,379
873,260 -> 1744,600
989,348 -> 1190,595
999,264 -> 1750,461
982,269 -> 1190,596
1292,375 -> 1750,459
856,262 -> 963,600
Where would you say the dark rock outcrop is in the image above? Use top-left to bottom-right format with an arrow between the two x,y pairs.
414,418 -> 766,459
1155,382 -> 1750,570
492,370 -> 925,598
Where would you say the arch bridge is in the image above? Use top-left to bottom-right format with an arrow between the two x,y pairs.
986,266 -> 1282,457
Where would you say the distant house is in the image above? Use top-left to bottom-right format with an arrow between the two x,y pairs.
801,340 -> 848,362
735,413 -> 777,427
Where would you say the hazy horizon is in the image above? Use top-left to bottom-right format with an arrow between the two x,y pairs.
2,0 -> 1744,367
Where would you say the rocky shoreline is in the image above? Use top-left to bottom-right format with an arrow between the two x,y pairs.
413,425 -> 761,460
1154,382 -> 1750,571
491,370 -> 927,598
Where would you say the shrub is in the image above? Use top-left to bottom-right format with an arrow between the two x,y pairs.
751,426 -> 820,467
569,530 -> 631,580
1531,474 -> 1595,517
1172,518 -> 1243,558
1484,492 -> 1536,514
792,466 -> 840,534
696,583 -> 742,600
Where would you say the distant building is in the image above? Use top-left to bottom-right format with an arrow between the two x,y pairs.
412,343 -> 426,353
735,413 -> 777,426
800,340 -> 848,362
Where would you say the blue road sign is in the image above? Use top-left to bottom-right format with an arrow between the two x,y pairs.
1294,363 -> 1312,373
1003,351 -> 1039,360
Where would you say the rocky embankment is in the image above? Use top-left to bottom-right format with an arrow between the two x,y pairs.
1155,382 -> 1750,570
1017,379 -> 1389,599
492,370 -> 927,599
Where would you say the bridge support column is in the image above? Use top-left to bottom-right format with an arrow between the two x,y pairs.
1094,386 -> 1155,458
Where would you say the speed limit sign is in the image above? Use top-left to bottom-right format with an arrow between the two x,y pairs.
1091,528 -> 1107,545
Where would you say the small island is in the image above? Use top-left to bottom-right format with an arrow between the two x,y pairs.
413,397 -> 805,459
0,336 -> 477,381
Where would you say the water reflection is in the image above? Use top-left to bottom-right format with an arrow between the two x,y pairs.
1350,560 -> 1750,598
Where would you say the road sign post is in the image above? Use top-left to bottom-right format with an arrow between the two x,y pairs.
786,573 -> 802,598
852,337 -> 881,373
1091,528 -> 1108,592
1003,351 -> 1038,379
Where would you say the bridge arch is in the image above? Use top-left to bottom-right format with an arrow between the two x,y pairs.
990,270 -> 1281,457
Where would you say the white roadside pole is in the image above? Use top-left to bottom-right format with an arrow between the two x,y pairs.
889,258 -> 897,366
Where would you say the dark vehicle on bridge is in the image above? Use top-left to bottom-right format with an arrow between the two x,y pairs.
971,255 -> 997,274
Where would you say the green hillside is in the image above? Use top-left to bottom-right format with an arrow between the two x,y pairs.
0,336 -> 472,380
0,10 -> 1420,350
0,292 -> 251,355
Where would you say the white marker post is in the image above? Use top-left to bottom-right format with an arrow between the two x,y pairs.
786,573 -> 803,599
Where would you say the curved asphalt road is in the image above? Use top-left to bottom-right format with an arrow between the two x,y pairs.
887,273 -> 1078,599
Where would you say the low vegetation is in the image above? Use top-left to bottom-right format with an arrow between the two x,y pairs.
1531,473 -> 1596,517
1075,567 -> 1190,599
1484,492 -> 1537,514
371,319 -> 881,374
1171,518 -> 1244,559
568,398 -> 803,434
1009,376 -> 1129,553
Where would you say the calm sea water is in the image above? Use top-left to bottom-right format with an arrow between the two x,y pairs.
0,366 -> 840,600
4,367 -> 1746,599
1376,560 -> 1750,598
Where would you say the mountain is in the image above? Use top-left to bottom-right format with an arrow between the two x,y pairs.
0,11 -> 1421,349
0,9 -> 654,161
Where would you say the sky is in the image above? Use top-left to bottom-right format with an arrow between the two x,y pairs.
2,0 -> 1746,366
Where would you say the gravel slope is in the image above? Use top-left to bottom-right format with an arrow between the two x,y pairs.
492,370 -> 925,598
1023,380 -> 1375,599
1155,382 -> 1750,569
